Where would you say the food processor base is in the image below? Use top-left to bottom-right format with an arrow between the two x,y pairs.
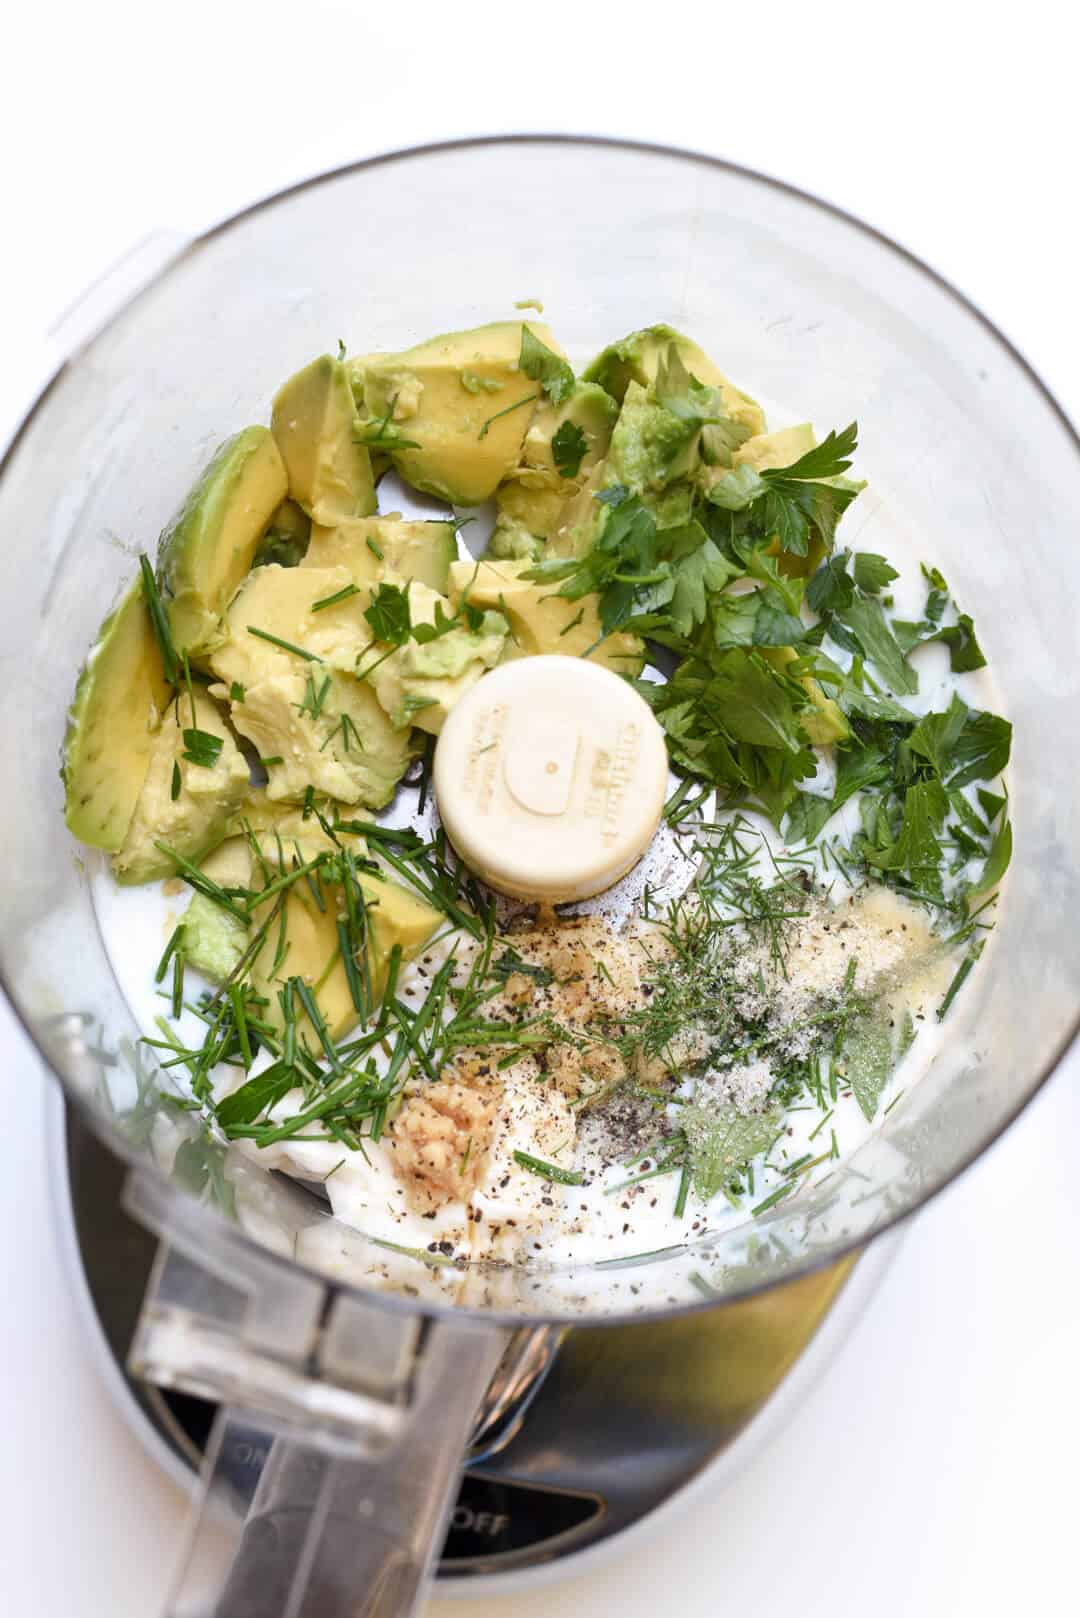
51,1093 -> 899,1587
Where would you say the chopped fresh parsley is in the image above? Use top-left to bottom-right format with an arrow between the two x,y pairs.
478,391 -> 539,441
363,582 -> 412,646
519,326 -> 575,405
552,419 -> 589,478
181,727 -> 224,769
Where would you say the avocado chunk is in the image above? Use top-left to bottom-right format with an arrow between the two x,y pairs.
447,558 -> 643,676
63,572 -> 174,852
230,671 -> 415,809
271,355 -> 377,524
207,563 -> 375,686
350,321 -> 565,505
207,564 -> 416,807
608,379 -> 701,493
491,382 -> 618,553
250,865 -> 444,1044
363,581 -> 508,735
227,794 -> 349,864
521,382 -> 618,480
543,464 -> 611,560
583,323 -> 765,436
156,426 -> 288,660
733,424 -> 817,472
304,515 -> 458,594
112,691 -> 251,884
182,893 -> 247,983
255,499 -> 311,568
180,825 -> 442,1043
180,841 -> 254,983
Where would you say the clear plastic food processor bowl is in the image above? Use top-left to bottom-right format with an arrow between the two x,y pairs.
1,139 -> 1077,1617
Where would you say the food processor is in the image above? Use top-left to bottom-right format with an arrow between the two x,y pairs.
1,138 -> 1076,1618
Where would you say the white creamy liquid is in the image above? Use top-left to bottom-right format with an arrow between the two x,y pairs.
89,413 -> 1007,1274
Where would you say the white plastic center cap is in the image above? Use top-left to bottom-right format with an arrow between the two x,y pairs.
433,656 -> 669,904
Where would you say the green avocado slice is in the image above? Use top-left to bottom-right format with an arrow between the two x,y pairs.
271,355 -> 377,524
583,323 -> 765,436
350,321 -> 563,506
157,426 -> 287,660
304,516 -> 458,594
112,690 -> 251,885
62,573 -> 173,851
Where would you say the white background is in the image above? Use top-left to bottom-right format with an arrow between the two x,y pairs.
2,3 -> 1078,1613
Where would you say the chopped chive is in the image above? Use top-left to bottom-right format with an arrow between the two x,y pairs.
338,916 -> 368,1019
883,1089 -> 905,1117
751,1181 -> 797,1217
604,1163 -> 680,1195
808,1107 -> 834,1142
228,984 -> 253,1070
279,980 -> 296,1067
272,898 -> 290,975
512,1150 -> 584,1186
182,653 -> 198,729
311,583 -> 360,612
170,761 -> 182,801
674,1161 -> 691,1218
153,841 -> 250,922
139,555 -> 179,685
830,1128 -> 840,1159
292,977 -> 343,1072
937,943 -> 983,1020
478,390 -> 539,440
260,756 -> 284,767
243,852 -> 329,914
170,952 -> 185,1019
365,536 -> 384,560
246,625 -> 323,662
154,924 -> 186,985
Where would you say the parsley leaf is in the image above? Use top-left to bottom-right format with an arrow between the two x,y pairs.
364,582 -> 411,646
834,595 -> 918,695
774,423 -> 859,481
863,778 -> 950,896
552,419 -> 589,479
181,728 -> 224,769
411,599 -> 475,645
519,326 -> 575,405
946,711 -> 1012,789
969,817 -> 1012,896
927,614 -> 988,673
906,693 -> 969,779
705,424 -> 862,560
853,552 -> 899,594
806,549 -> 855,615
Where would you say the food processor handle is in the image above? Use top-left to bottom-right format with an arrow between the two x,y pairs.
122,1170 -> 516,1618
161,1320 -> 510,1618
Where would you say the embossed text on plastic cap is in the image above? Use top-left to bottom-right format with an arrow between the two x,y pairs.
433,656 -> 669,903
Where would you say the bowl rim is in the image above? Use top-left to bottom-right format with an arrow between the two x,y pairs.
4,131 -> 1078,1329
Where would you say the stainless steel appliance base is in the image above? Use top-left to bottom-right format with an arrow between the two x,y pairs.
51,1094 -> 897,1584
